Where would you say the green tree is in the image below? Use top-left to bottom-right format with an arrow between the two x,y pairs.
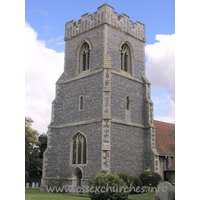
89,173 -> 128,200
38,134 -> 47,159
25,117 -> 47,183
25,117 -> 40,150
139,169 -> 162,188
25,133 -> 30,182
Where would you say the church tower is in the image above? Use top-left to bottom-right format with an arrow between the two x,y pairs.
41,4 -> 158,191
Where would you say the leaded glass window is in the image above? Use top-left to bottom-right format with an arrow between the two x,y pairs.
87,51 -> 90,70
72,133 -> 87,165
124,53 -> 128,71
78,140 -> 82,164
72,139 -> 76,164
83,52 -> 86,71
83,139 -> 86,164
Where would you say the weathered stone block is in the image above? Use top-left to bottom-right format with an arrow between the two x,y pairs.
25,183 -> 29,189
32,182 -> 35,188
155,181 -> 175,200
36,183 -> 39,189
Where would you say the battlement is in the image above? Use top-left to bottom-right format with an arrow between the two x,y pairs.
64,3 -> 145,42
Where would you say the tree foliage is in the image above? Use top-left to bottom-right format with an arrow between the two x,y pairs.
25,117 -> 47,183
139,169 -> 162,188
117,173 -> 142,194
38,134 -> 48,159
25,117 -> 40,149
89,173 -> 128,200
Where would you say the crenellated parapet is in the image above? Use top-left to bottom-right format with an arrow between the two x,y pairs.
64,3 -> 145,42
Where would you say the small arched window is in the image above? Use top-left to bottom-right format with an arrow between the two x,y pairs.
79,95 -> 84,111
79,42 -> 90,73
72,133 -> 87,165
121,43 -> 132,74
126,96 -> 130,110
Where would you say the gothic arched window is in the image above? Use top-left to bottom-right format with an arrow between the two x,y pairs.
72,133 -> 87,165
79,42 -> 90,73
121,43 -> 132,74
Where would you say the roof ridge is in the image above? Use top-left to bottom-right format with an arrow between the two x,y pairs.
154,120 -> 175,125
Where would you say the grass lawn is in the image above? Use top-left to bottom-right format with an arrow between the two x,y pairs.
129,192 -> 155,200
25,189 -> 90,200
25,189 -> 155,200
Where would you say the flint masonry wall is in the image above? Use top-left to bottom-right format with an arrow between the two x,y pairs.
106,24 -> 145,80
44,23 -> 105,181
105,20 -> 146,124
106,22 -> 148,176
41,4 -> 156,191
44,122 -> 102,180
63,24 -> 105,79
111,74 -> 145,124
110,123 -> 145,176
64,4 -> 145,45
51,72 -> 103,126
51,20 -> 105,126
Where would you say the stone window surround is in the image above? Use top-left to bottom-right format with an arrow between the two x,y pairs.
126,96 -> 130,110
77,40 -> 92,75
79,95 -> 84,111
70,132 -> 87,166
81,43 -> 90,71
120,42 -> 133,75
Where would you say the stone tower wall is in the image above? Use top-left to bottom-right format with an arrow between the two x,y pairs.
43,122 -> 102,180
110,124 -> 145,176
106,24 -> 145,80
50,73 -> 103,126
64,4 -> 145,43
41,4 -> 158,192
63,24 -> 105,80
103,13 -> 151,175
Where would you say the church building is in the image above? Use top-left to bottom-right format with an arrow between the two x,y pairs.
40,4 -> 162,191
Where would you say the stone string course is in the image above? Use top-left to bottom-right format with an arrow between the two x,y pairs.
64,3 -> 145,42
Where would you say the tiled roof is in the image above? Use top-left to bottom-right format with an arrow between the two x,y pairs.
154,120 -> 175,156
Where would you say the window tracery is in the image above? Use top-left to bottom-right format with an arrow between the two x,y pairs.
72,133 -> 87,165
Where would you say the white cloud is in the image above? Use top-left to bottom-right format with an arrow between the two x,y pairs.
26,8 -> 49,16
145,34 -> 175,123
25,22 -> 64,133
47,36 -> 64,46
56,41 -> 65,46
153,95 -> 175,123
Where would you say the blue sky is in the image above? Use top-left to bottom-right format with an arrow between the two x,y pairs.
25,0 -> 175,133
26,0 -> 175,52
